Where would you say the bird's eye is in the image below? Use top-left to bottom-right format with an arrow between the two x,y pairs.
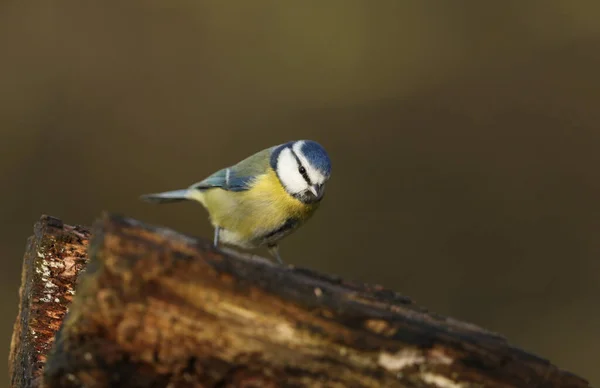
298,166 -> 306,174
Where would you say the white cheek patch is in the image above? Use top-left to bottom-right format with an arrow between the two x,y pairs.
292,141 -> 326,184
277,148 -> 309,194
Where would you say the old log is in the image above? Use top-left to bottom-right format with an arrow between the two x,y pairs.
9,216 -> 90,388
10,214 -> 590,387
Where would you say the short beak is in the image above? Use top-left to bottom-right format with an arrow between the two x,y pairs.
308,184 -> 325,201
300,184 -> 325,203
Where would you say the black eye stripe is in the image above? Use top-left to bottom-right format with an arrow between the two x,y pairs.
300,170 -> 311,183
290,148 -> 312,185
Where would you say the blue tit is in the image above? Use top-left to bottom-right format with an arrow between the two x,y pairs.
140,140 -> 332,264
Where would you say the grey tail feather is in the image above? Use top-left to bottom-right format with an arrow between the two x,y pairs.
139,189 -> 190,204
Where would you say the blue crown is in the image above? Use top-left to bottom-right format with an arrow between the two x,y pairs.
300,140 -> 331,176
271,140 -> 331,176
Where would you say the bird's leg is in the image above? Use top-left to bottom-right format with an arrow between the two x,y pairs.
213,226 -> 220,247
267,244 -> 284,264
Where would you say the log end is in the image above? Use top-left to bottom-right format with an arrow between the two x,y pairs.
9,216 -> 90,388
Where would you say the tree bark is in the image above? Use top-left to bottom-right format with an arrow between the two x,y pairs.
10,214 -> 590,387
9,216 -> 90,388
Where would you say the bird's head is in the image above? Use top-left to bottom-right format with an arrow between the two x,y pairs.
271,140 -> 332,204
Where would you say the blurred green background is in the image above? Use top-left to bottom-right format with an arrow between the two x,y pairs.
2,1 -> 599,385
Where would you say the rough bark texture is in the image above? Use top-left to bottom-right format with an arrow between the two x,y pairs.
10,214 -> 591,387
9,216 -> 90,388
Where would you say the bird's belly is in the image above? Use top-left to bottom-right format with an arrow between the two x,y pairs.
218,228 -> 255,248
202,182 -> 316,248
218,217 -> 303,248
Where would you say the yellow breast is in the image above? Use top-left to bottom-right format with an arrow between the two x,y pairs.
200,168 -> 318,247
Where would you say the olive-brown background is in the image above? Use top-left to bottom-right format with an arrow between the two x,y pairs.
2,1 -> 599,386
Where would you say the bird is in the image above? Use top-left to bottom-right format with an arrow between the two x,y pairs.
139,140 -> 332,264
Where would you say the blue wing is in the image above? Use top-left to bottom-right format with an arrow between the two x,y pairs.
189,147 -> 273,192
189,167 -> 254,192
